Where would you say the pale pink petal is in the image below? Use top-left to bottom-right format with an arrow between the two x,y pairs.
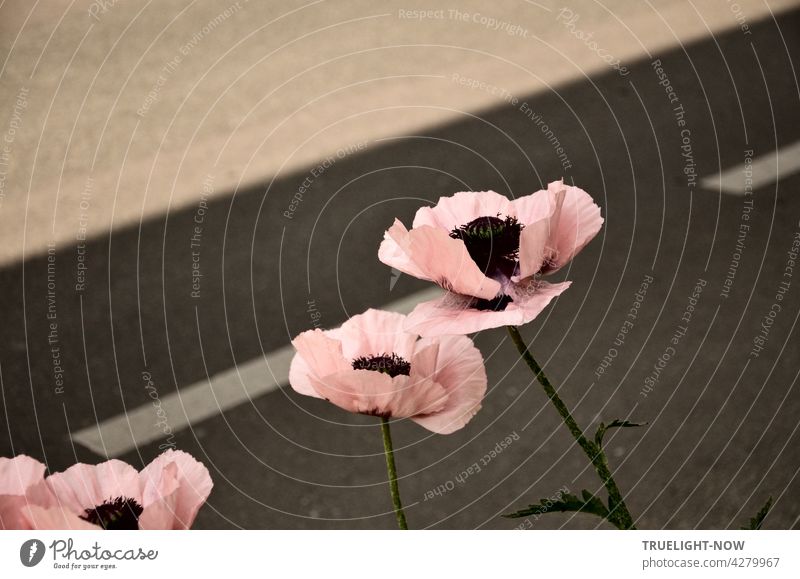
138,500 -> 176,530
512,184 -> 563,279
309,369 -> 397,416
310,369 -> 446,419
516,217 -> 550,280
20,505 -> 98,530
405,281 -> 572,336
511,185 -> 560,225
45,460 -> 142,516
393,375 -> 449,419
412,191 -> 513,232
288,328 -> 344,398
138,462 -> 180,530
378,220 -> 501,300
542,182 -> 603,274
404,293 -> 524,335
378,219 -> 430,280
544,179 -> 567,226
338,309 -> 418,360
290,329 -> 351,398
0,497 -> 32,529
406,342 -> 452,416
288,351 -> 321,398
0,455 -> 46,495
408,341 -> 439,383
139,450 -> 212,530
0,457 -> 56,528
24,479 -> 58,509
410,336 -> 488,434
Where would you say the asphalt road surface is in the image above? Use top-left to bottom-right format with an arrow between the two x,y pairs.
1,4 -> 799,529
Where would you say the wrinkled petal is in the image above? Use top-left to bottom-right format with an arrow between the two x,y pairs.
309,369 -> 447,419
288,350 -> 321,398
138,463 -> 181,530
20,505 -> 98,530
338,309 -> 418,360
405,281 -> 572,336
25,478 -> 59,509
0,455 -> 46,496
408,342 -> 440,383
0,455 -> 50,527
290,329 -> 351,398
515,217 -> 550,280
0,496 -> 37,529
45,460 -> 142,516
139,450 -> 212,530
512,184 -> 562,279
511,185 -> 560,225
410,336 -> 487,434
138,500 -> 175,530
377,219 -> 430,280
379,220 -> 501,300
541,181 -> 603,274
412,191 -> 513,232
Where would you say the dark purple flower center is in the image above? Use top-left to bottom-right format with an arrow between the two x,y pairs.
473,294 -> 514,311
80,496 -> 143,530
451,214 -> 522,311
450,215 -> 522,280
352,353 -> 411,378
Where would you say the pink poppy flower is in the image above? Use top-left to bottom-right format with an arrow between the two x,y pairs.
289,308 -> 487,434
378,180 -> 603,335
0,450 -> 212,530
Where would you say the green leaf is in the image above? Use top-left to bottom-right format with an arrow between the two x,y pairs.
503,490 -> 610,520
741,496 -> 773,530
595,419 -> 648,446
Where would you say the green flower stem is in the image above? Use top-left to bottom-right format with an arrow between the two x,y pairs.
506,325 -> 636,529
381,417 -> 409,530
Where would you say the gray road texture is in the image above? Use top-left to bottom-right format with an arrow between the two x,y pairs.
1,8 -> 800,530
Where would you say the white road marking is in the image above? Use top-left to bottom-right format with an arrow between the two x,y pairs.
701,140 -> 800,195
71,286 -> 444,458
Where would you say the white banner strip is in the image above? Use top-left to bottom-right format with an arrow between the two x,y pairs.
2,530 -> 798,577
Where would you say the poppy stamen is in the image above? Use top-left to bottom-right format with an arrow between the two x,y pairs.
80,496 -> 143,530
473,294 -> 514,311
450,215 -> 523,279
352,353 -> 411,378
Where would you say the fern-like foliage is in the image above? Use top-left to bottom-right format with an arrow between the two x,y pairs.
741,496 -> 773,530
503,490 -> 609,520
